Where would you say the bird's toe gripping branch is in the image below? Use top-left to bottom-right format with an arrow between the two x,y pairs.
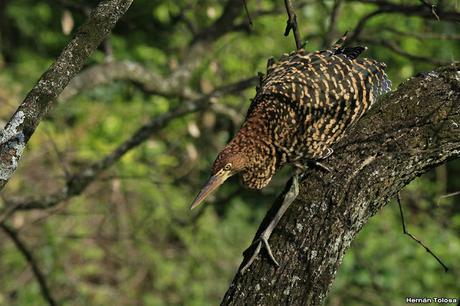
240,232 -> 280,274
294,148 -> 334,174
240,174 -> 300,274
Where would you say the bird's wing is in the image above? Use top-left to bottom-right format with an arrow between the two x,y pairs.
248,49 -> 391,122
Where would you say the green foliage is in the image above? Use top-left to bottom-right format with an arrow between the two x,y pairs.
0,0 -> 459,305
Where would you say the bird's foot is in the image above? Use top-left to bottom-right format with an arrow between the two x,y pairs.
320,147 -> 334,159
240,231 -> 279,274
303,148 -> 334,172
239,176 -> 300,274
310,160 -> 332,172
240,235 -> 278,274
294,160 -> 332,173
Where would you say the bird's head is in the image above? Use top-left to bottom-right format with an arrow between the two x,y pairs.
190,145 -> 247,210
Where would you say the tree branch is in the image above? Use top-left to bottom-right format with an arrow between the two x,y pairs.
379,27 -> 460,41
397,193 -> 449,272
0,0 -> 133,190
359,38 -> 451,65
348,0 -> 460,22
1,223 -> 57,306
323,0 -> 343,47
347,0 -> 460,42
191,0 -> 244,46
1,77 -> 257,213
59,60 -> 197,102
222,64 -> 460,305
284,0 -> 303,50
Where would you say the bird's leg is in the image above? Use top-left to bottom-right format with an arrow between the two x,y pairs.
240,173 -> 300,274
307,147 -> 334,172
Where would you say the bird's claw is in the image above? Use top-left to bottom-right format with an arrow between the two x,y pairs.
239,175 -> 299,274
312,160 -> 332,172
240,236 -> 279,274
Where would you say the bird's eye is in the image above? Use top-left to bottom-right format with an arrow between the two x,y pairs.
223,163 -> 232,171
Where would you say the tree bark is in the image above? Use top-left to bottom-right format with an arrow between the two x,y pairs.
222,64 -> 460,305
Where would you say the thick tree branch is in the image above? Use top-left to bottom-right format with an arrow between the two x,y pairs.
0,0 -> 133,190
1,223 -> 57,306
222,64 -> 460,305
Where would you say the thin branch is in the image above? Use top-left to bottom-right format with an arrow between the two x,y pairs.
419,0 -> 440,21
1,223 -> 57,306
359,38 -> 449,65
1,77 -> 257,213
242,0 -> 253,26
396,193 -> 449,272
232,1 -> 312,34
284,0 -> 303,50
436,190 -> 460,206
324,0 -> 343,47
348,9 -> 387,43
59,60 -> 197,102
0,0 -> 133,190
347,0 -> 460,42
380,27 -> 460,41
191,0 -> 244,45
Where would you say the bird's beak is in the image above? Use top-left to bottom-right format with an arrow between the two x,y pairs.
190,173 -> 228,210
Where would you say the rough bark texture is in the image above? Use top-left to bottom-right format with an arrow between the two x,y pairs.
222,64 -> 460,305
0,0 -> 133,190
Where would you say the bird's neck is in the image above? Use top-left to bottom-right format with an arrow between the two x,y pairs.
229,111 -> 278,189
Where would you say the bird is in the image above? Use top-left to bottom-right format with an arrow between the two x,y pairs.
190,34 -> 391,272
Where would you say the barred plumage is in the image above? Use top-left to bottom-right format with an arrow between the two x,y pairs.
191,37 -> 391,209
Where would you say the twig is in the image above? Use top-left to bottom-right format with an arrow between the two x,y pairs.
324,0 -> 343,47
44,127 -> 71,179
191,0 -> 244,45
284,0 -> 303,50
1,223 -> 57,306
359,38 -> 449,65
348,10 -> 385,43
436,191 -> 460,206
242,0 -> 253,26
419,0 -> 440,21
381,27 -> 460,41
396,193 -> 449,273
347,0 -> 460,42
347,0 -> 460,22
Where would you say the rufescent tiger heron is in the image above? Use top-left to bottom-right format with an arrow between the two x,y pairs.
190,36 -> 391,273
